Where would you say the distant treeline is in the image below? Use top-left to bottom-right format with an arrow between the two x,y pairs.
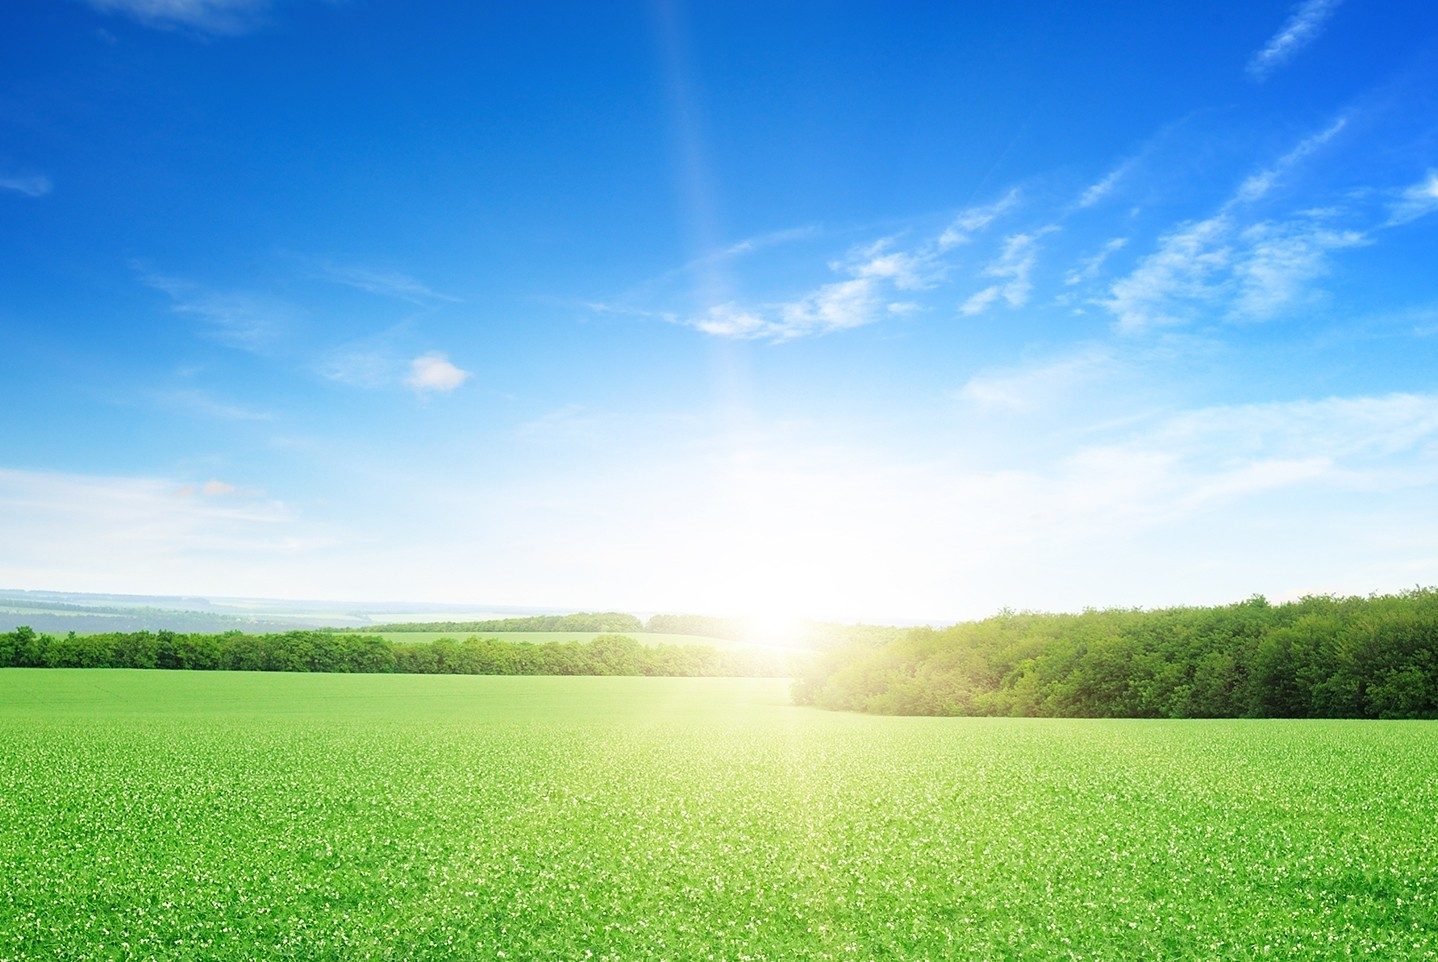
793,590 -> 1438,719
355,611 -> 905,650
358,612 -> 727,637
0,612 -> 308,636
0,629 -> 791,677
355,612 -> 645,634
0,600 -> 307,636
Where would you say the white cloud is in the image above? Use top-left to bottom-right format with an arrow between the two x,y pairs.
406,352 -> 470,393
1103,212 -> 1363,332
1076,160 -> 1135,209
772,278 -> 882,339
682,239 -> 932,341
613,100 -> 1410,347
0,174 -> 52,198
1065,237 -> 1129,285
689,303 -> 770,339
955,390 -> 1438,548
1387,171 -> 1438,226
1152,391 -> 1438,465
959,228 -> 1057,315
0,466 -> 336,595
1105,216 -> 1236,332
1247,0 -> 1343,80
84,0 -> 273,35
957,348 -> 1116,412
679,203 -> 1044,335
1100,116 -> 1374,331
846,241 -> 933,291
938,188 -> 1021,248
1231,219 -> 1366,318
959,286 -> 1001,317
1232,116 -> 1348,204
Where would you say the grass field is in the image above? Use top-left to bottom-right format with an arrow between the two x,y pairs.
338,630 -> 735,648
2,671 -> 1436,960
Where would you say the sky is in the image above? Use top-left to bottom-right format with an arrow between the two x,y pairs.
2,0 -> 1437,622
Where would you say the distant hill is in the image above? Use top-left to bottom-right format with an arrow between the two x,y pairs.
0,589 -> 572,635
0,589 -> 911,649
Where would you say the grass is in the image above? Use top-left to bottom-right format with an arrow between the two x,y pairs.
1,670 -> 1436,960
336,630 -> 734,648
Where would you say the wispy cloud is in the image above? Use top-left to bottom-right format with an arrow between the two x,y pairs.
613,89 -> 1422,348
689,280 -> 884,341
83,0 -> 274,35
719,225 -> 821,259
664,181 -> 1051,336
845,238 -> 936,291
1232,115 -> 1348,204
682,238 -> 941,341
1231,218 -> 1366,318
1071,115 -> 1201,211
1102,116 -> 1367,332
958,287 -> 1001,317
406,352 -> 470,393
957,347 -> 1117,412
1247,0 -> 1343,80
1160,392 -> 1438,459
1065,237 -> 1129,286
154,388 -> 275,421
1105,215 -> 1234,332
1104,212 -> 1364,332
1076,160 -> 1135,209
314,262 -> 460,306
612,225 -> 822,305
317,347 -> 399,389
0,465 -> 339,594
1387,171 -> 1438,226
137,267 -> 294,352
175,478 -> 251,498
317,335 -> 473,394
960,227 -> 1057,316
986,390 -> 1438,540
938,188 -> 1022,248
0,174 -> 52,198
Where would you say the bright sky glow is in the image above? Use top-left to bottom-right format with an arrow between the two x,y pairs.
2,1 -> 1437,622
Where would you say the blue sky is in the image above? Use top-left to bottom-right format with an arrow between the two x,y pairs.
2,0 -> 1437,621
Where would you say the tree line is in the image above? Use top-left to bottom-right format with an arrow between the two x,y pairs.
0,629 -> 791,677
355,612 -> 645,634
0,609 -> 308,636
355,611 -> 905,650
792,589 -> 1438,719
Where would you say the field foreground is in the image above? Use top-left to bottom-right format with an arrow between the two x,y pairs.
1,671 -> 1436,960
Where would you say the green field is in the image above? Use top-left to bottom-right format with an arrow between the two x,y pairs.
340,630 -> 737,648
2,671 -> 1435,960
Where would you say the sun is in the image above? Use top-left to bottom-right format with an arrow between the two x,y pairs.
738,610 -> 808,651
